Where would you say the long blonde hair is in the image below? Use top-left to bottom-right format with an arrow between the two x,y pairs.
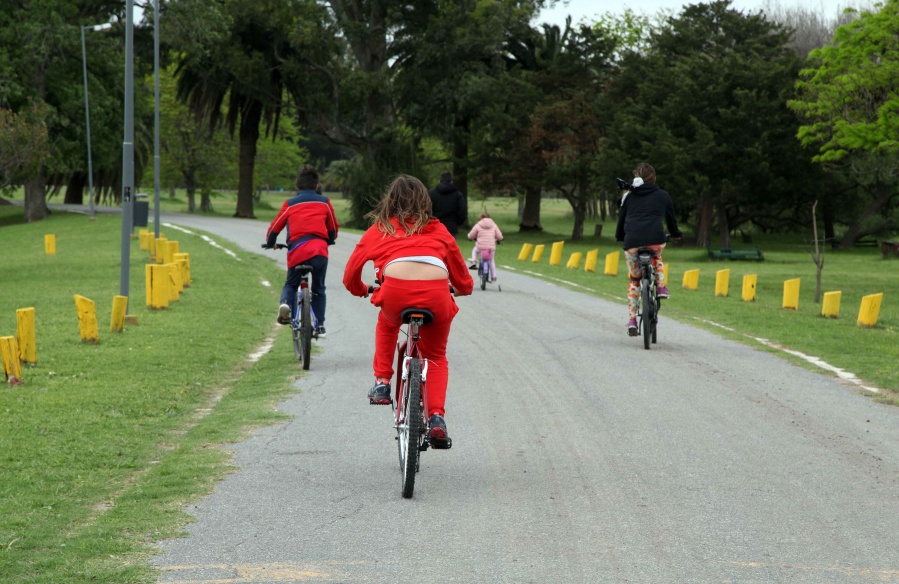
365,175 -> 432,237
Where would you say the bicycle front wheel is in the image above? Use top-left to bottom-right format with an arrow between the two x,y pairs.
398,358 -> 422,499
641,281 -> 652,350
300,291 -> 312,369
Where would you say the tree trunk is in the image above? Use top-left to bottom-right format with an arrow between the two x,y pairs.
695,196 -> 713,247
235,100 -> 261,218
519,184 -> 542,231
201,189 -> 213,212
24,175 -> 50,222
184,170 -> 197,212
717,204 -> 731,247
838,181 -> 894,248
64,173 -> 85,205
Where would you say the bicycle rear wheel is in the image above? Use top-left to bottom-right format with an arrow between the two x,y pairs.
398,358 -> 422,499
641,281 -> 652,350
480,261 -> 488,291
292,296 -> 302,361
300,290 -> 312,369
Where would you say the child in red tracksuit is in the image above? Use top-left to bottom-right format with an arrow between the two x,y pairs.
343,175 -> 473,447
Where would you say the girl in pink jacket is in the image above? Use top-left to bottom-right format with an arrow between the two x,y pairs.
467,213 -> 504,281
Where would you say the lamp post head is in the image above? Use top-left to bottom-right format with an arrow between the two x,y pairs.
85,23 -> 113,32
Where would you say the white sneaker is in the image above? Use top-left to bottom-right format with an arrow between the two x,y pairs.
277,303 -> 291,325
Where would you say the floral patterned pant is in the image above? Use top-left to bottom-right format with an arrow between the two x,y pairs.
624,244 -> 666,320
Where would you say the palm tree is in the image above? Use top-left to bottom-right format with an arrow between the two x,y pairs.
172,0 -> 310,218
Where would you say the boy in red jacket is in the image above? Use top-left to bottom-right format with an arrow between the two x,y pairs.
265,166 -> 339,337
343,175 -> 473,447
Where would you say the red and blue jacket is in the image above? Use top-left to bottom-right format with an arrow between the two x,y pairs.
266,190 -> 339,268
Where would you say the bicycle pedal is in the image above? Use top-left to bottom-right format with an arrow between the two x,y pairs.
429,437 -> 452,450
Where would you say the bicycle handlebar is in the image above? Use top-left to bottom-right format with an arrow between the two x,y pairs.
261,243 -> 289,250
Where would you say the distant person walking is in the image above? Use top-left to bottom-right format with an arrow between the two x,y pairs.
429,171 -> 467,236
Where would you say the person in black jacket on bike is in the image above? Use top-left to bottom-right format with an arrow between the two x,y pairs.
615,163 -> 683,336
428,171 -> 467,236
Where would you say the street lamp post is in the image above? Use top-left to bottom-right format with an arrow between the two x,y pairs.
153,0 -> 161,238
119,0 -> 135,302
80,22 -> 111,220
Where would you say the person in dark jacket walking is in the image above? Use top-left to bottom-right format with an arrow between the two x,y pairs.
615,162 -> 683,336
428,171 -> 467,236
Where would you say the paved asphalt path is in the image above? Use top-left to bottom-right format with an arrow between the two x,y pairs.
147,213 -> 899,584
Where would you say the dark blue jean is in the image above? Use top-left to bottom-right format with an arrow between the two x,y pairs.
280,255 -> 328,326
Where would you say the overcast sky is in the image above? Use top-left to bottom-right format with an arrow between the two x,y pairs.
537,0 -> 855,27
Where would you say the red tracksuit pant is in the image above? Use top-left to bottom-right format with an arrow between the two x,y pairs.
370,278 -> 459,417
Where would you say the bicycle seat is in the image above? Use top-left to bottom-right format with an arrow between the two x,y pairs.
636,248 -> 655,263
400,308 -> 435,325
292,265 -> 313,275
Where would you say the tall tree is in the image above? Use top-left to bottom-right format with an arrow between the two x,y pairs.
0,1 -> 123,221
600,1 -> 816,246
169,0 -> 330,218
789,0 -> 899,246
0,102 -> 49,193
391,0 -> 544,209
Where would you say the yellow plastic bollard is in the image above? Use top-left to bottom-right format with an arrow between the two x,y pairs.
682,269 -> 700,291
715,269 -> 730,297
146,264 -> 170,309
0,336 -> 22,383
518,243 -> 534,261
782,278 -> 800,310
857,293 -> 883,327
532,244 -> 546,263
174,253 -> 191,287
74,294 -> 100,344
110,295 -> 128,332
742,274 -> 757,302
166,264 -> 182,301
15,307 -> 36,364
154,236 -> 168,263
822,291 -> 841,318
162,240 -> 179,265
585,249 -> 599,272
44,234 -> 56,255
139,229 -> 150,251
549,241 -> 564,266
566,252 -> 583,269
604,251 -> 620,276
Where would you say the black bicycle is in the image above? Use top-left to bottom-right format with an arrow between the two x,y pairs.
263,243 -> 319,369
635,247 -> 660,350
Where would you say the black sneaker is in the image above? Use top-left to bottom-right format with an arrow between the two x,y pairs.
314,325 -> 326,338
428,414 -> 452,449
368,381 -> 392,405
277,303 -> 291,325
468,263 -> 477,270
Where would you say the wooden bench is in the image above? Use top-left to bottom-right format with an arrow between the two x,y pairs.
707,246 -> 765,261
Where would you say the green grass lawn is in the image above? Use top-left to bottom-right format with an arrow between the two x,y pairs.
0,207 -> 301,582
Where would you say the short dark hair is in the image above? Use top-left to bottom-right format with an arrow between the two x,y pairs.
296,165 -> 319,190
440,171 -> 453,183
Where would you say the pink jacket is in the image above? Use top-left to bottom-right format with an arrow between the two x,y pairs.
468,217 -> 503,251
